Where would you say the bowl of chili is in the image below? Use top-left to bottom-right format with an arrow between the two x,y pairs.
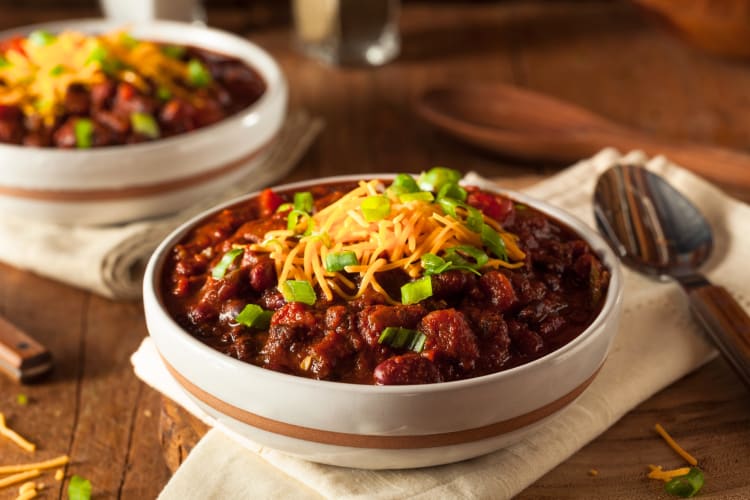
144,169 -> 623,469
0,19 -> 286,225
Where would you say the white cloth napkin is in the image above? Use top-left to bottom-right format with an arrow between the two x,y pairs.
0,111 -> 324,300
132,148 -> 750,499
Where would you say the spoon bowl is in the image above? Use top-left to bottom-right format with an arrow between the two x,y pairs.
594,165 -> 750,387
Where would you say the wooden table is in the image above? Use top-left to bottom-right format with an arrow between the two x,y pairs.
1,1 -> 750,498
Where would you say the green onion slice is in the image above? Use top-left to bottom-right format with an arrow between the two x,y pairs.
420,253 -> 452,275
119,32 -> 139,49
211,247 -> 243,279
235,304 -> 273,330
361,195 -> 391,222
444,245 -> 488,268
324,251 -> 358,272
130,112 -> 160,139
401,276 -> 433,305
437,182 -> 467,202
293,191 -> 314,213
377,327 -> 427,353
280,280 -> 316,305
388,174 -> 420,195
85,44 -> 108,65
399,191 -> 434,203
187,58 -> 212,87
465,205 -> 484,232
287,209 -> 313,233
480,224 -> 508,260
0,56 -> 9,68
664,467 -> 704,498
74,118 -> 94,149
161,44 -> 186,59
156,86 -> 172,101
49,64 -> 66,76
418,167 -> 462,192
275,202 -> 293,213
68,474 -> 92,500
28,30 -> 55,46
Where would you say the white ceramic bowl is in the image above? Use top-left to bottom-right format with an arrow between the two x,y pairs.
0,19 -> 287,225
143,175 -> 624,469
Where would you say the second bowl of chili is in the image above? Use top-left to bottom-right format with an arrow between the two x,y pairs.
0,19 -> 286,225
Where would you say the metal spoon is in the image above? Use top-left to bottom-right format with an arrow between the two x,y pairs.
594,164 -> 750,388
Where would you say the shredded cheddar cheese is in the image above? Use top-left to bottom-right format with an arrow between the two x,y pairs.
654,423 -> 698,466
647,464 -> 692,482
0,470 -> 40,490
0,455 -> 69,475
248,179 -> 525,304
0,29 -> 195,124
0,413 -> 36,453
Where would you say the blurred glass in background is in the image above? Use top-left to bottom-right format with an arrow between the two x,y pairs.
292,0 -> 400,66
100,0 -> 206,23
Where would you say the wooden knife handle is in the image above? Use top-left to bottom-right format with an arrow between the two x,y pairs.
0,314 -> 52,383
687,284 -> 750,389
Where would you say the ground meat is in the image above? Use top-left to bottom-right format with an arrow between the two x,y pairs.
420,309 -> 479,372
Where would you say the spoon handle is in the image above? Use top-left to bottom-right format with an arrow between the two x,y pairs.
0,314 -> 53,383
685,283 -> 750,388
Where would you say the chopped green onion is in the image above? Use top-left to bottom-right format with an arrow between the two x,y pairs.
16,393 -> 28,405
664,467 -> 704,498
74,118 -> 94,149
187,58 -> 212,87
437,182 -> 467,202
437,197 -> 460,219
85,44 -> 108,65
514,203 -> 528,211
438,197 -> 484,232
324,251 -> 358,272
399,191 -> 434,203
280,280 -> 316,305
235,304 -> 273,330
287,209 -> 312,233
68,474 -> 92,500
401,276 -> 432,305
156,86 -> 172,101
49,64 -> 66,76
28,30 -> 55,46
130,112 -> 160,139
465,205 -> 484,232
361,195 -> 391,222
119,32 -> 139,49
377,327 -> 427,353
293,191 -> 314,213
161,44 -> 186,59
420,253 -> 452,275
418,167 -> 461,192
211,247 -> 243,279
0,55 -> 9,68
444,245 -> 489,269
481,224 -> 508,260
388,174 -> 420,195
276,202 -> 293,213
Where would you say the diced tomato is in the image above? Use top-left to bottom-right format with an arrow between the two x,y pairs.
0,36 -> 26,56
467,190 -> 514,222
258,188 -> 284,216
116,82 -> 136,102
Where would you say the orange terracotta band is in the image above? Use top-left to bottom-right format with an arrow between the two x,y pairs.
0,136 -> 275,202
164,358 -> 600,449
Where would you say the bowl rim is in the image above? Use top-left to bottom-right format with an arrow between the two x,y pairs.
144,173 -> 623,394
0,18 -> 284,156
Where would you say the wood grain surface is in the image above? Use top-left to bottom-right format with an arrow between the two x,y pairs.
1,1 -> 750,499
